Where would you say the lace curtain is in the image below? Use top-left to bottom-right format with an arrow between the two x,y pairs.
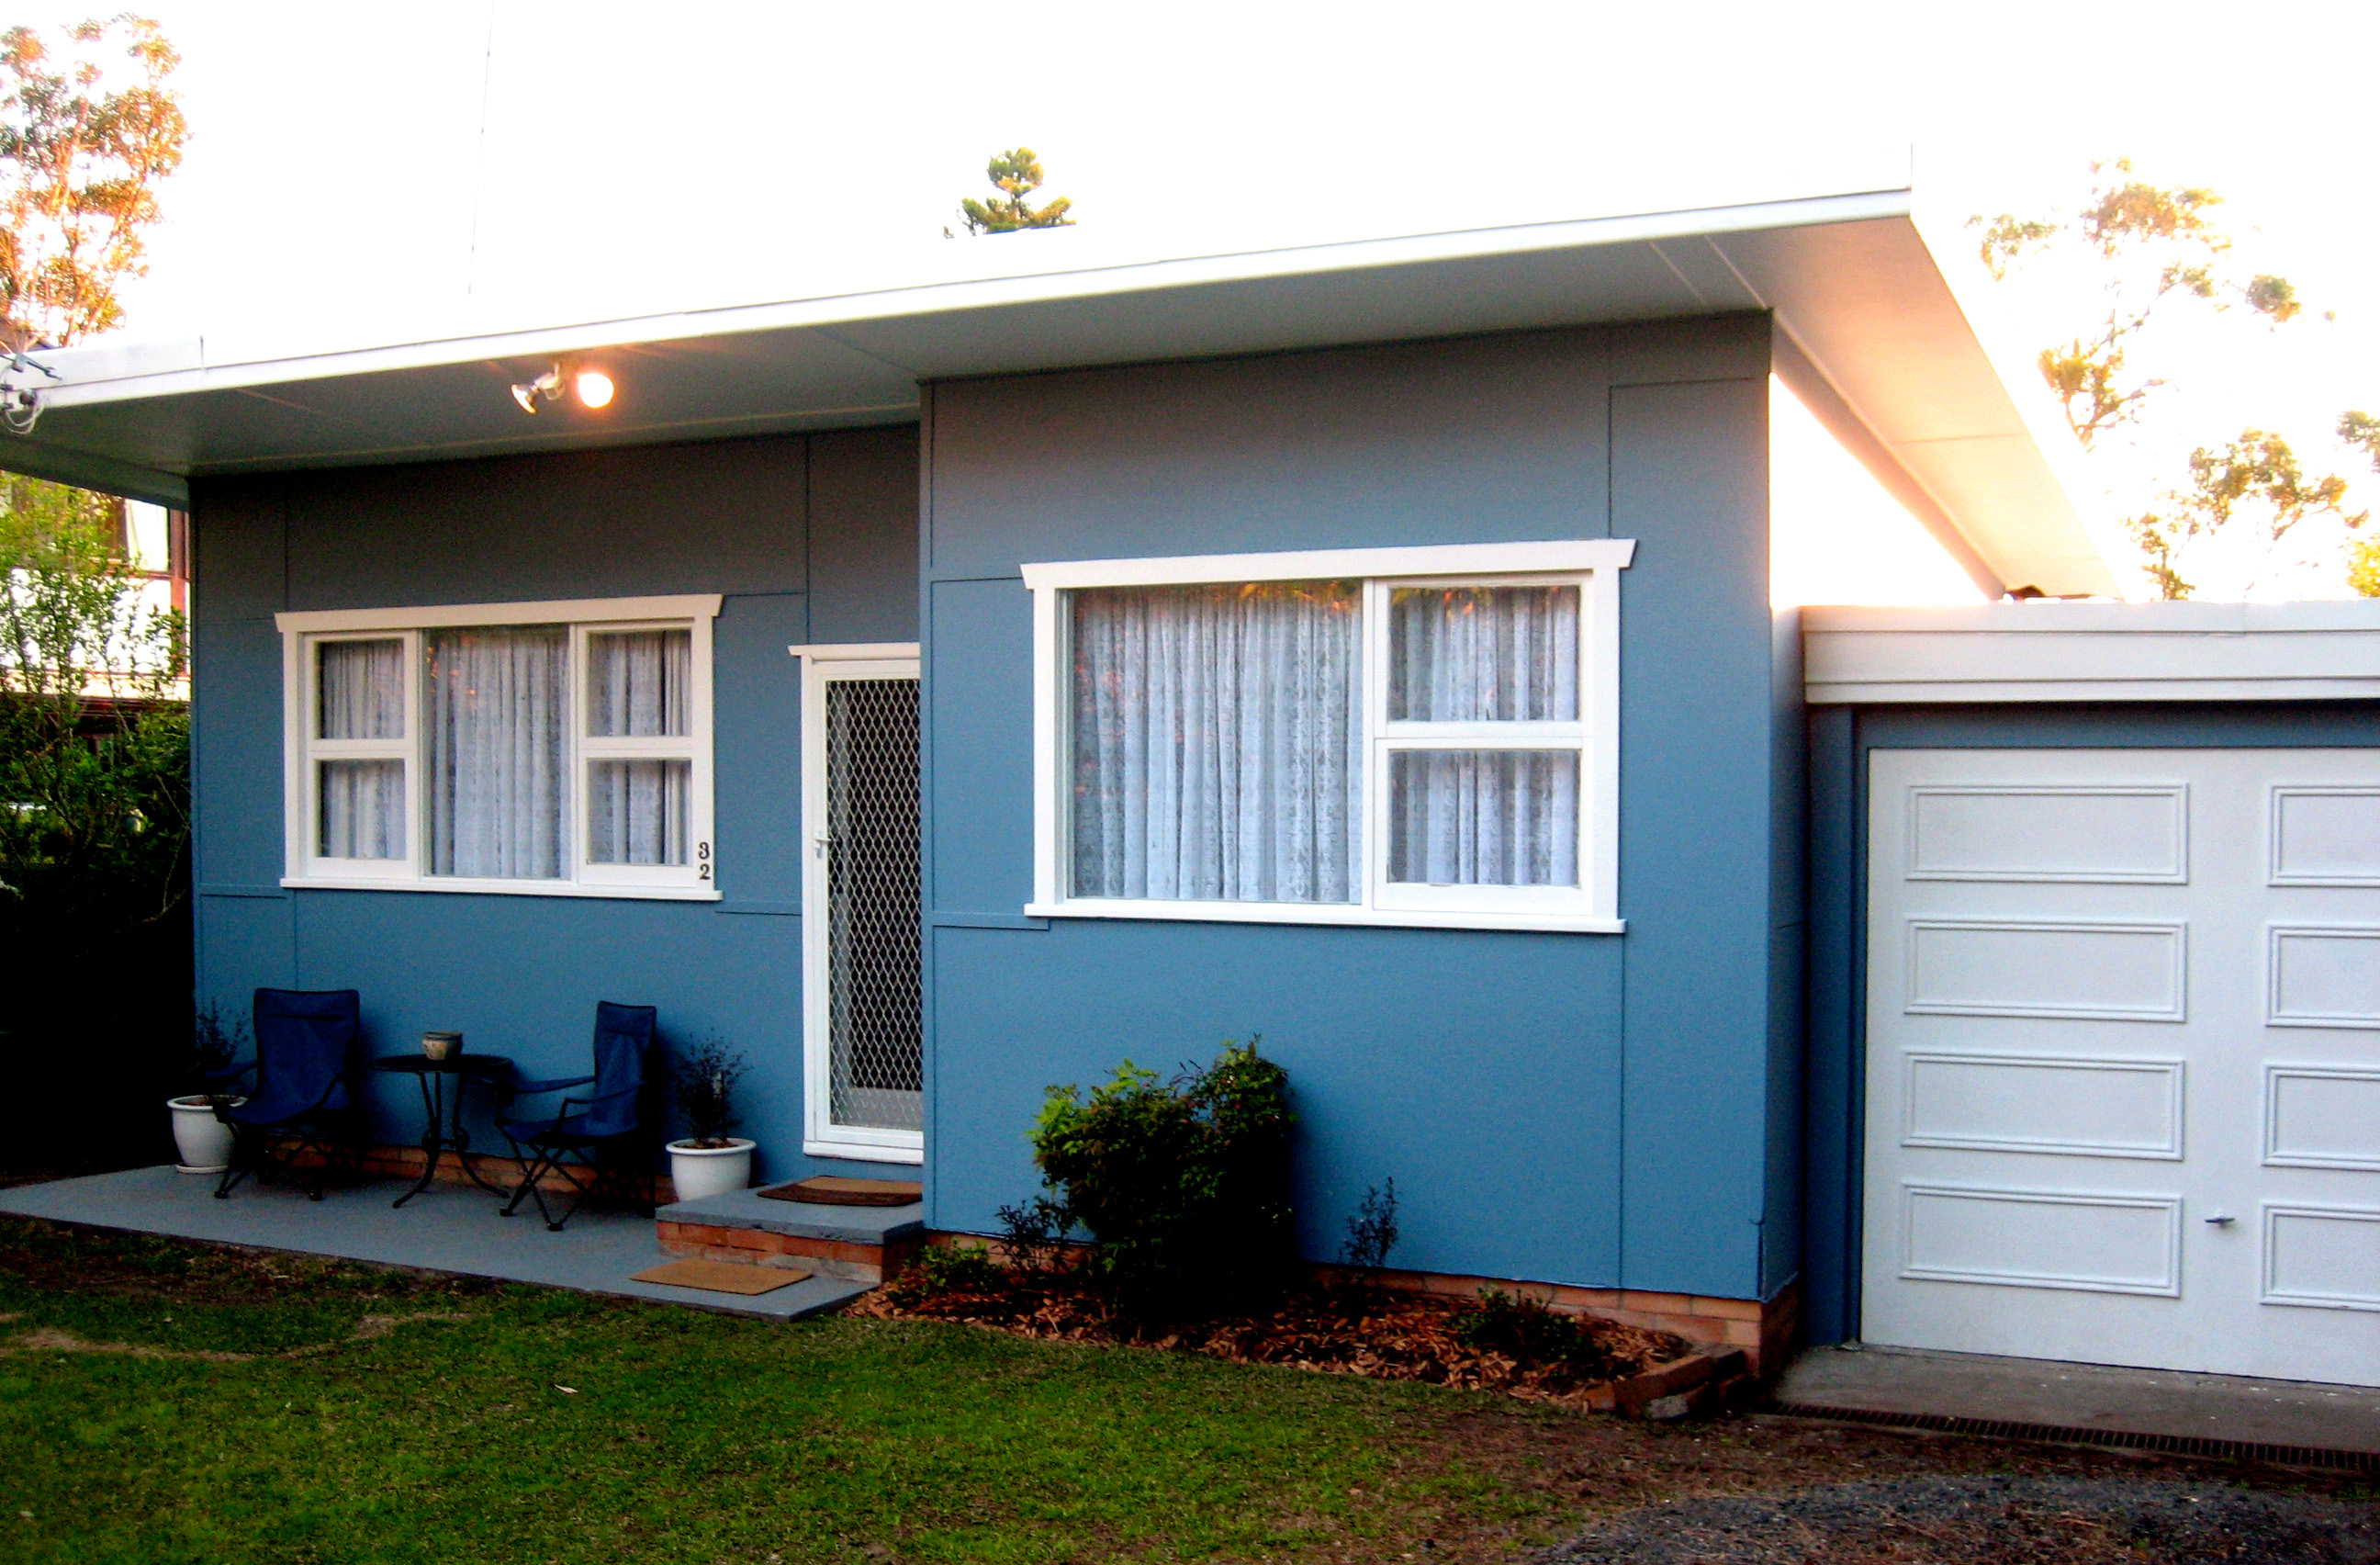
426,626 -> 568,878
1386,585 -> 1581,888
586,629 -> 692,865
1070,580 -> 1360,903
316,638 -> 405,860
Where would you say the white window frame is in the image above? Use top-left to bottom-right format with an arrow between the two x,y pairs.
277,594 -> 722,900
793,642 -> 926,1164
1020,540 -> 1633,934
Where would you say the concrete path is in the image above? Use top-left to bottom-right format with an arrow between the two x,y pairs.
0,1165 -> 870,1322
1778,1345 -> 2380,1458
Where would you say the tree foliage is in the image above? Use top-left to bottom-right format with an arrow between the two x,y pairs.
956,147 -> 1073,236
0,14 -> 185,350
2340,413 -> 2380,598
0,474 -> 187,928
1974,160 -> 2300,451
2127,431 -> 2366,602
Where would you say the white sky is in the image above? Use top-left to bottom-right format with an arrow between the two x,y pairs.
27,0 -> 2380,603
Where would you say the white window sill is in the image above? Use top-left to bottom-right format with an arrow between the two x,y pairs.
1022,900 -> 1625,935
282,876 -> 721,902
802,1138 -> 926,1165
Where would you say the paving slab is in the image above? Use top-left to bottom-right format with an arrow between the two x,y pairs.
1778,1345 -> 2380,1457
0,1165 -> 870,1322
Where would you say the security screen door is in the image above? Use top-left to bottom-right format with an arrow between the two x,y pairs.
800,649 -> 924,1162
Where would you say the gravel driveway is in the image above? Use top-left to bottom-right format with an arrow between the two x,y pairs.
1540,1474 -> 2380,1563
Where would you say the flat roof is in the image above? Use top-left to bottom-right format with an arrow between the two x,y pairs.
0,186 -> 2116,596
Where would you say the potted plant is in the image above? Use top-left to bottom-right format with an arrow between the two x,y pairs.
667,1035 -> 754,1201
168,1003 -> 249,1174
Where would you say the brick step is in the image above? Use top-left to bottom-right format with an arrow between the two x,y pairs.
656,1188 -> 924,1285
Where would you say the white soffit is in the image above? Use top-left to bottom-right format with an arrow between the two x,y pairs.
1805,602 -> 2380,704
0,187 -> 2111,594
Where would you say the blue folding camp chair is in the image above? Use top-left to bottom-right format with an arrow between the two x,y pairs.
498,1002 -> 658,1231
210,989 -> 365,1201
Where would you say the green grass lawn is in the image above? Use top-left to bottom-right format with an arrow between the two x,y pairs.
0,1214 -> 2363,1565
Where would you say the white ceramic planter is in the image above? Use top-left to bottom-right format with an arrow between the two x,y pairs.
168,1095 -> 243,1174
667,1138 -> 756,1202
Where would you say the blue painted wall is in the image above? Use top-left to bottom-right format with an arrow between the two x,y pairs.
921,319 -> 1802,1300
189,427 -> 918,1180
1800,700 -> 2380,1344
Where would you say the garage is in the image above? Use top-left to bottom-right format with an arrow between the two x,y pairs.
1805,603 -> 2380,1388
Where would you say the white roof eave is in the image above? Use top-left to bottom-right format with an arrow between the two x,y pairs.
0,187 -> 2116,595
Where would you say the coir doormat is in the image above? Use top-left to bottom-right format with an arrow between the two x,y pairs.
631,1259 -> 811,1295
758,1177 -> 924,1207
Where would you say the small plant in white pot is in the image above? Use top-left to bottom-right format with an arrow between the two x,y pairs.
168,1003 -> 249,1174
667,1035 -> 754,1202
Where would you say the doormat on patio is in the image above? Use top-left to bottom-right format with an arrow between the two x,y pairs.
759,1177 -> 923,1207
631,1259 -> 811,1295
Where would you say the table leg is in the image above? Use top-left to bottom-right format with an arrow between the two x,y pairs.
449,1082 -> 511,1197
391,1071 -> 448,1209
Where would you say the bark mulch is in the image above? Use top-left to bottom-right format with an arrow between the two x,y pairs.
1536,1473 -> 2380,1564
851,1273 -> 1690,1407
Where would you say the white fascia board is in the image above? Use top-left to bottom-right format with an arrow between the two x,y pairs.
1804,601 -> 2380,703
275,593 -> 722,633
1022,539 -> 1636,591
34,190 -> 1914,408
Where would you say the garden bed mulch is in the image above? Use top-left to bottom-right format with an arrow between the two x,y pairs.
851,1273 -> 1702,1412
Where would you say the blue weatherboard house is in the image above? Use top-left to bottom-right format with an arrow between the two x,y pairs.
13,184 -> 2380,1385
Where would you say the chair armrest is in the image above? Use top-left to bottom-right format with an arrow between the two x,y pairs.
555,1081 -> 645,1120
196,1063 -> 253,1086
511,1073 -> 597,1096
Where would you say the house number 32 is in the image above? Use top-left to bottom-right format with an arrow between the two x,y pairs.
698,841 -> 712,881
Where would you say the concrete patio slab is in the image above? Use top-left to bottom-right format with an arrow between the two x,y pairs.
1777,1345 -> 2380,1459
0,1165 -> 870,1322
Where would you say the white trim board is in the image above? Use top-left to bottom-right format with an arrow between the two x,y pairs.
278,594 -> 723,634
1804,601 -> 2380,704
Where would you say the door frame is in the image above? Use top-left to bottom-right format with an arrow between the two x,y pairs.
794,642 -> 924,1164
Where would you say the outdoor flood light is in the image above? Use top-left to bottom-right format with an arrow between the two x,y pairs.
510,363 -> 565,413
509,362 -> 617,413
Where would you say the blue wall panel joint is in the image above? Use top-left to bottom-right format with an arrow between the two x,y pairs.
929,911 -> 1050,930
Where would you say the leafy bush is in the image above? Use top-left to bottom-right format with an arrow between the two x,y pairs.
1029,1040 -> 1296,1323
1339,1178 -> 1400,1272
669,1035 -> 748,1146
185,1001 -> 249,1102
1450,1287 -> 1635,1384
907,1243 -> 1003,1296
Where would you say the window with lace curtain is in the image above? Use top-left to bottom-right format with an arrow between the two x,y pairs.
1023,540 -> 1633,932
278,595 -> 719,899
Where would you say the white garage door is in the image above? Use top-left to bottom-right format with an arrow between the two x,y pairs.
1864,749 -> 2380,1387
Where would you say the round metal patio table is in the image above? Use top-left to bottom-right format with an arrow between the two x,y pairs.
369,1053 -> 516,1208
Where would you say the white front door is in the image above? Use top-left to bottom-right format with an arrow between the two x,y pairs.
799,647 -> 925,1163
1863,748 -> 2380,1386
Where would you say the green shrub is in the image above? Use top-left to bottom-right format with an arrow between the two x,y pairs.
907,1243 -> 1003,1295
1029,1040 -> 1297,1323
1449,1287 -> 1630,1383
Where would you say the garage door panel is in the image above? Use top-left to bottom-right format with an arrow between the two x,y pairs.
1903,1053 -> 2183,1159
2270,787 -> 2380,885
1901,1185 -> 2181,1296
1905,918 -> 2186,1021
1907,784 -> 2189,884
2267,926 -> 2380,1028
2264,1067 -> 2380,1170
2262,1206 -> 2380,1312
